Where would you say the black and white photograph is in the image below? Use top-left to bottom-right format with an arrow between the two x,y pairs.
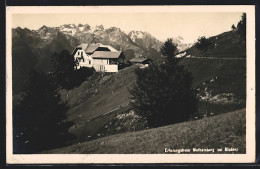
6,5 -> 255,163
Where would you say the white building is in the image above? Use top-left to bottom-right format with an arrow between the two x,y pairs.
72,43 -> 125,72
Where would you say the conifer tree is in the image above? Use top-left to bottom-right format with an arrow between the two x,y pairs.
130,39 -> 197,127
50,50 -> 75,90
237,13 -> 246,38
13,69 -> 74,153
50,50 -> 94,90
231,24 -> 236,30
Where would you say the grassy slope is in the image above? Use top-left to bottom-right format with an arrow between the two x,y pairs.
185,30 -> 246,58
60,65 -> 138,142
180,58 -> 246,99
46,108 -> 245,154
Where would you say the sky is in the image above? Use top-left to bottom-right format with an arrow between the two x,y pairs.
12,12 -> 243,43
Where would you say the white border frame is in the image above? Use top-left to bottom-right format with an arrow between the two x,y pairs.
6,5 -> 255,164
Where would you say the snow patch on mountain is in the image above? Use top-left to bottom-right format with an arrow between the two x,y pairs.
128,31 -> 151,42
79,27 -> 84,31
172,36 -> 194,52
128,31 -> 163,51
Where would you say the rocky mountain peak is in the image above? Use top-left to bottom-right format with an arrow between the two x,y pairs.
12,27 -> 35,38
128,31 -> 152,39
128,30 -> 162,51
169,36 -> 194,52
62,24 -> 76,28
39,25 -> 49,30
107,27 -> 121,32
15,26 -> 22,31
94,25 -> 104,31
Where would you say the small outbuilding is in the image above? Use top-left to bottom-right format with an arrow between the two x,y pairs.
129,57 -> 152,64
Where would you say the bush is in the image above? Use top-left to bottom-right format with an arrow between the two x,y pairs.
130,39 -> 198,127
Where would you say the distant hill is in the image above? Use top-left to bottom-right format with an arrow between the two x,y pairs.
185,30 -> 246,58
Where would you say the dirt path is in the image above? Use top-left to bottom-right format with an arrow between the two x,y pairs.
188,56 -> 246,60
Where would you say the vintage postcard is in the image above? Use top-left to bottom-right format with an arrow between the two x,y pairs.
6,5 -> 255,164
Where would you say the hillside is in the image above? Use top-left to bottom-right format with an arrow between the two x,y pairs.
59,65 -> 138,143
185,30 -> 246,58
180,58 -> 246,100
46,108 -> 246,154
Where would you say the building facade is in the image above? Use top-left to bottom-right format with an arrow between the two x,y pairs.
72,43 -> 125,72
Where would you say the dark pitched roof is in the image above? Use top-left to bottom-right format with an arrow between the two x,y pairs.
78,43 -> 89,52
72,43 -> 119,56
85,44 -> 100,54
92,51 -> 123,59
71,43 -> 88,55
130,57 -> 150,63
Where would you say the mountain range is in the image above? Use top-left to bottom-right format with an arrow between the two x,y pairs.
12,24 -> 193,94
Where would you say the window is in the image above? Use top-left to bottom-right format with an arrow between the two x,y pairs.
89,60 -> 91,64
78,51 -> 80,55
